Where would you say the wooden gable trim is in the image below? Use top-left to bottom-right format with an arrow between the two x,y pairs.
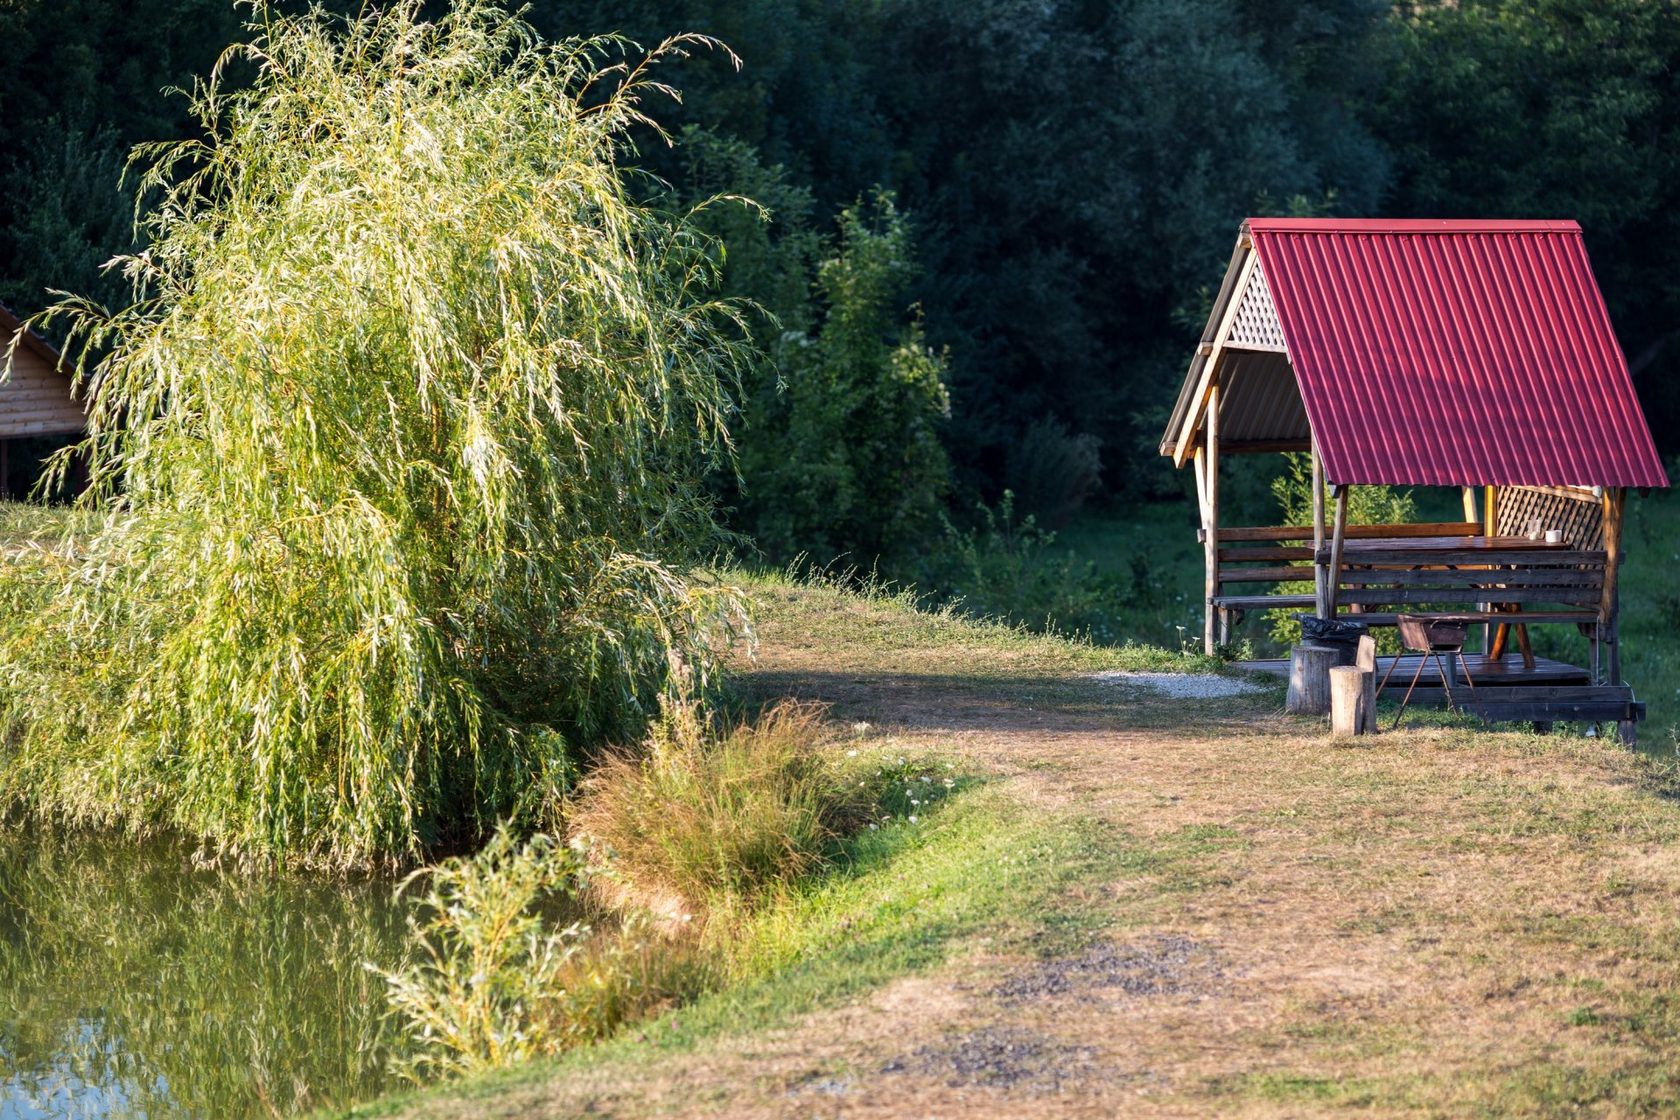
1171,245 -> 1259,468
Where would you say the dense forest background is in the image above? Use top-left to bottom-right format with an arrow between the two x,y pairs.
3,0 -> 1678,569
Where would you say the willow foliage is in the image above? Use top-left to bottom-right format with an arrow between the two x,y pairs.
0,1 -> 752,869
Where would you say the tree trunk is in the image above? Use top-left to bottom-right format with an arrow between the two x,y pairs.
1287,643 -> 1338,716
1330,665 -> 1374,737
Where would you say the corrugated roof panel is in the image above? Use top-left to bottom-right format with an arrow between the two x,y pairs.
1247,218 -> 1667,488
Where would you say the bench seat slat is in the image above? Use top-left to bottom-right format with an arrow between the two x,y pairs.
1338,568 -> 1604,589
1337,587 -> 1603,606
1331,610 -> 1598,627
1211,594 -> 1316,610
1319,548 -> 1606,566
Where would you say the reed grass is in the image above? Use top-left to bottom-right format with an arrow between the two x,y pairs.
0,1 -> 753,869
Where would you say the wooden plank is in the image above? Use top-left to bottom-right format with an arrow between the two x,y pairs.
1395,691 -> 1643,721
1325,486 -> 1349,617
1238,653 -> 1592,684
1461,486 -> 1478,523
1217,566 -> 1314,583
1215,522 -> 1482,543
1337,568 -> 1603,588
1217,546 -> 1314,562
1600,487 -> 1623,628
1336,587 -> 1603,606
1192,445 -> 1210,526
1321,548 -> 1606,566
1210,594 -> 1316,610
1312,437 -> 1326,618
1203,379 -> 1220,654
0,386 -> 81,405
1391,683 -> 1630,701
1173,249 -> 1258,468
0,418 -> 87,438
1332,610 -> 1597,627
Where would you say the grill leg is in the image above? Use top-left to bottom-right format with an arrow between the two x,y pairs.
1375,652 -> 1404,696
1433,652 -> 1459,711
1393,653 -> 1432,730
1456,650 -> 1476,692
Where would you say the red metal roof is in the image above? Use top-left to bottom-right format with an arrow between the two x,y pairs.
1248,218 -> 1668,488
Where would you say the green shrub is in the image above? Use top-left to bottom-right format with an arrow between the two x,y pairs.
737,194 -> 951,565
1004,417 -> 1103,528
567,701 -> 856,923
918,492 -> 1125,643
1265,453 -> 1417,646
0,2 -> 753,869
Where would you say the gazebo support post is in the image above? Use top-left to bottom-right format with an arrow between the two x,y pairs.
1461,487 -> 1478,524
1311,438 -> 1327,618
1326,485 -> 1350,617
1202,380 -> 1221,654
1600,487 -> 1625,688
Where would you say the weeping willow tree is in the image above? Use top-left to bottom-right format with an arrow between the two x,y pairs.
0,1 -> 753,869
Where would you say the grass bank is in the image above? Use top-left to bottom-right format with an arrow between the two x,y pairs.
349,565 -> 1680,1118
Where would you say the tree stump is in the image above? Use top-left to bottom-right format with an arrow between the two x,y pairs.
1330,665 -> 1375,736
1286,642 -> 1338,715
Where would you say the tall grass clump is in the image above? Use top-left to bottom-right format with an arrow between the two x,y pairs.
0,2 -> 753,868
568,701 -> 859,924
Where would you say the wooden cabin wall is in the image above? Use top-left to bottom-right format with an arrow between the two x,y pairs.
1,345 -> 84,440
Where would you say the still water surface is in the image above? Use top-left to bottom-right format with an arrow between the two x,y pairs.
0,833 -> 414,1118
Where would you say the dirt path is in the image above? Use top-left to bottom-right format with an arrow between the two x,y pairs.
391,587 -> 1680,1118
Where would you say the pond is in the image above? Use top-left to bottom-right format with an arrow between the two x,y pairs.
0,833 -> 414,1118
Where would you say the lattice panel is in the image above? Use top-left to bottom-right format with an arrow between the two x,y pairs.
1495,485 -> 1603,549
1226,262 -> 1287,352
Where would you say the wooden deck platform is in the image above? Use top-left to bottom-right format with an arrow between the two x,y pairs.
1238,653 -> 1590,689
1239,654 -> 1644,728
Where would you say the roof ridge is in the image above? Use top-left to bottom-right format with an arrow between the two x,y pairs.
1246,217 -> 1581,234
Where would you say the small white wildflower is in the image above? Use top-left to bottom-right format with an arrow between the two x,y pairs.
846,748 -> 859,757
908,815 -> 918,823
869,823 -> 879,831
919,776 -> 931,783
911,799 -> 921,806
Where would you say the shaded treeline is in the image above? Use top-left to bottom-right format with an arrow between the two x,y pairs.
2,0 -> 1678,564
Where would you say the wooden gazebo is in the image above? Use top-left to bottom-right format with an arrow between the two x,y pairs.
1160,219 -> 1668,733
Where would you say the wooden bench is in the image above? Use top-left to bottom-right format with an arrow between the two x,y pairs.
1321,544 -> 1606,625
1320,543 -> 1608,670
1202,522 -> 1483,638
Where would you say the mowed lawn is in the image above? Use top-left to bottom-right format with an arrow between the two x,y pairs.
368,570 -> 1680,1119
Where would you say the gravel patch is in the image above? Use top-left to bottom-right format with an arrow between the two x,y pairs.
993,935 -> 1220,1004
880,1026 -> 1103,1092
1091,670 -> 1268,699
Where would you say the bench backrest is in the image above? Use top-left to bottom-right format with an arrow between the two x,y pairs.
1211,522 -> 1482,589
1331,546 -> 1608,622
